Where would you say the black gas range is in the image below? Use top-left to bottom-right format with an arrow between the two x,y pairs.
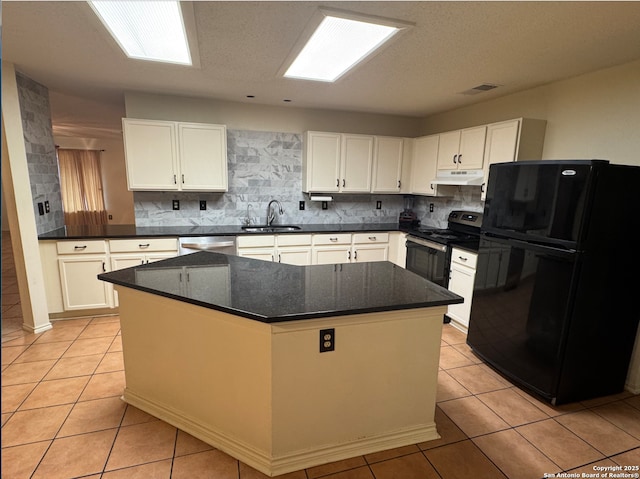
405,210 -> 483,288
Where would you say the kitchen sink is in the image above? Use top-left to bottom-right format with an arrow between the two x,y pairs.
241,225 -> 302,233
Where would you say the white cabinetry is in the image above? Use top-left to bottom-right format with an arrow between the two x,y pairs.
312,233 -> 389,265
371,136 -> 403,193
56,240 -> 112,311
123,118 -> 227,192
447,247 -> 478,333
237,235 -> 313,265
436,126 -> 487,171
481,118 -> 547,200
109,238 -> 178,306
302,131 -> 374,193
411,135 -> 439,196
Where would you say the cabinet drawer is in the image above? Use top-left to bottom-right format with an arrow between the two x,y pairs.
451,247 -> 478,269
313,234 -> 352,245
109,238 -> 178,253
237,235 -> 275,248
352,232 -> 389,244
276,234 -> 312,246
56,240 -> 107,255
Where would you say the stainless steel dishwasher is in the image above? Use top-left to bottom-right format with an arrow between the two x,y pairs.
178,236 -> 237,256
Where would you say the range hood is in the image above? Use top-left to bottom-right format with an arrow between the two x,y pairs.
431,169 -> 485,186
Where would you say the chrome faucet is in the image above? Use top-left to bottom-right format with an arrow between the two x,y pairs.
267,200 -> 284,226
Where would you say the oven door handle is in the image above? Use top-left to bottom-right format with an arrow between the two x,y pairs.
406,236 -> 447,253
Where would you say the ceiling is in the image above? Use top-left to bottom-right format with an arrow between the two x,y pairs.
3,1 -> 640,139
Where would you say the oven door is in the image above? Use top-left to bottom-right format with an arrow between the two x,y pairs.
405,236 -> 449,287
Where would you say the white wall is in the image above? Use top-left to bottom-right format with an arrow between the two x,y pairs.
124,92 -> 423,137
420,59 -> 640,166
53,136 -> 134,224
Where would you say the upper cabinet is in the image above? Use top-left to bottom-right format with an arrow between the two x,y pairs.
481,118 -> 547,200
303,131 -> 374,193
410,135 -> 439,196
372,136 -> 404,193
436,126 -> 487,171
123,118 -> 228,192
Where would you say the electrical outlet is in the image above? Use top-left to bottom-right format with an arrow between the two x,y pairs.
429,203 -> 434,212
376,200 -> 382,210
172,200 -> 180,210
322,201 -> 328,210
108,214 -> 113,220
44,200 -> 50,213
319,328 -> 335,352
299,201 -> 305,210
37,202 -> 44,216
199,200 -> 207,210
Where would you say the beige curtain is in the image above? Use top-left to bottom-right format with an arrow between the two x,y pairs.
57,149 -> 108,225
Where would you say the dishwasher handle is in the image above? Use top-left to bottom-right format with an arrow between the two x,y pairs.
180,241 -> 235,251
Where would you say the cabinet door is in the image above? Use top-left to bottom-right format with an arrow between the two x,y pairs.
353,245 -> 389,263
436,131 -> 461,170
304,132 -> 341,192
341,134 -> 373,192
313,246 -> 351,265
178,123 -> 228,191
371,137 -> 403,193
458,126 -> 487,170
278,247 -> 312,266
411,135 -> 439,195
481,120 -> 519,199
123,119 -> 178,190
58,255 -> 111,310
447,264 -> 476,330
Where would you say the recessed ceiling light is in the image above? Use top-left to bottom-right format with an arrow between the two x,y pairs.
283,9 -> 412,83
88,0 -> 192,65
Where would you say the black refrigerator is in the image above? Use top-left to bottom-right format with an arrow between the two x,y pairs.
467,159 -> 640,405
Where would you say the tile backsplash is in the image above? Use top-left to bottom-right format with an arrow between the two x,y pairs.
134,129 -> 483,227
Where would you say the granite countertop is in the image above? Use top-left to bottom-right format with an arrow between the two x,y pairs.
39,223 -> 404,240
98,251 -> 462,323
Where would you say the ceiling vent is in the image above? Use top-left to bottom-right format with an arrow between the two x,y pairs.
459,83 -> 500,95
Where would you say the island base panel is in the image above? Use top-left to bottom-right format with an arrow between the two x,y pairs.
116,286 -> 445,476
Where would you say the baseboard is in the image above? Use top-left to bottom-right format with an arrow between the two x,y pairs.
122,388 -> 440,477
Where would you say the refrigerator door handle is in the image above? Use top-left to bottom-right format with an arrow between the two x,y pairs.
482,232 -> 577,258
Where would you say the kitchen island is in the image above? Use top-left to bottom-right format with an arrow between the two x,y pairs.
99,252 -> 462,476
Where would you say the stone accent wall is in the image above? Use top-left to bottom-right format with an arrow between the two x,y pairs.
134,130 -> 409,226
16,73 -> 64,234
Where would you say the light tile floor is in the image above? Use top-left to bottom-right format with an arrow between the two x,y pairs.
3,233 -> 640,478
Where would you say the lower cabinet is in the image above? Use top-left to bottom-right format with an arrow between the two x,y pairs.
237,235 -> 313,265
40,238 -> 178,316
56,240 -> 112,311
312,233 -> 389,265
447,247 -> 478,333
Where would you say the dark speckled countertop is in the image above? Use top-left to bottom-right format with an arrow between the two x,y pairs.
98,251 -> 462,323
39,223 -> 404,240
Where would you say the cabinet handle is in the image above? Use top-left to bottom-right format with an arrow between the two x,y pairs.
368,236 -> 377,241
74,245 -> 87,250
458,154 -> 462,164
342,179 -> 346,187
398,180 -> 401,188
141,260 -> 145,265
337,179 -> 340,187
173,175 -> 177,184
348,251 -> 351,260
354,250 -> 358,260
278,254 -> 282,263
139,243 -> 150,248
430,183 -> 434,190
330,237 -> 338,242
481,182 -> 485,193
181,174 -> 185,184
458,256 -> 468,261
453,154 -> 458,164
102,262 -> 106,272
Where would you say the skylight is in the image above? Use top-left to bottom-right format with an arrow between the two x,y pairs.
284,10 -> 409,83
88,0 -> 192,65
